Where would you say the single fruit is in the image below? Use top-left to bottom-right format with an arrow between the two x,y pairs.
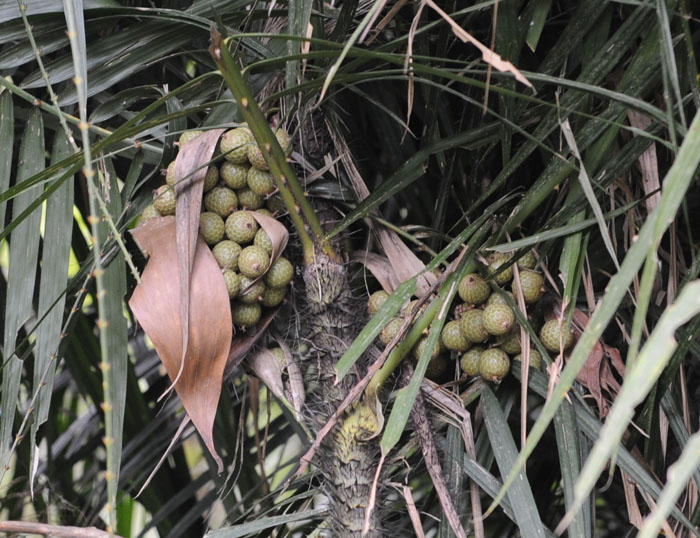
379,317 -> 403,346
238,245 -> 270,279
204,187 -> 238,217
478,348 -> 510,382
220,128 -> 253,164
441,320 -> 471,352
247,167 -> 276,196
238,276 -> 266,304
225,211 -> 258,244
512,269 -> 544,304
265,195 -> 286,215
488,253 -> 514,285
212,240 -> 241,270
261,285 -> 287,307
138,204 -> 160,225
460,347 -> 484,376
514,349 -> 542,370
253,228 -> 273,254
177,129 -> 203,147
403,299 -> 426,317
255,208 -> 273,218
482,303 -> 515,336
540,319 -> 574,352
517,250 -> 537,270
247,141 -> 268,171
222,269 -> 241,298
165,160 -> 176,186
487,291 -> 515,306
275,128 -> 292,156
459,309 -> 488,343
458,273 -> 490,305
199,212 -> 225,244
264,256 -> 294,287
220,161 -> 249,189
425,356 -> 449,380
231,301 -> 261,328
413,336 -> 443,361
203,166 -> 219,192
237,187 -> 264,210
153,185 -> 176,215
368,290 -> 390,315
496,330 -> 521,355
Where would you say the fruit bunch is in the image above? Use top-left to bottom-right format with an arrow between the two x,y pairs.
138,125 -> 295,330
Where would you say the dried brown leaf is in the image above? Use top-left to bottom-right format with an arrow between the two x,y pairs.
251,211 -> 289,267
224,308 -> 279,377
352,250 -> 401,293
129,217 -> 231,471
249,349 -> 285,403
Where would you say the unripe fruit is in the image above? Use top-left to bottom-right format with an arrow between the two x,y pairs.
487,291 -> 515,306
460,309 -> 488,343
199,212 -> 225,244
488,253 -> 514,285
379,317 -> 403,346
153,185 -> 176,215
220,161 -> 249,189
203,166 -> 219,192
165,160 -> 176,186
222,269 -> 241,298
479,348 -> 510,381
220,128 -> 253,164
247,167 -> 276,196
261,285 -> 287,307
496,330 -> 521,355
231,302 -> 261,328
269,347 -> 286,365
441,320 -> 471,352
425,356 -> 449,380
177,129 -> 203,147
247,141 -> 268,171
265,195 -> 286,215
255,208 -> 274,218
413,336 -> 443,361
460,347 -> 484,376
238,276 -> 266,304
138,204 -> 160,225
238,245 -> 270,279
204,187 -> 238,217
275,128 -> 292,156
225,211 -> 258,244
458,273 -> 490,305
212,240 -> 241,270
482,303 -> 515,336
237,187 -> 264,210
265,256 -> 294,287
514,349 -> 542,370
403,299 -> 426,317
540,319 -> 574,352
517,250 -> 537,270
513,269 -> 544,304
253,227 -> 273,254
367,290 -> 389,315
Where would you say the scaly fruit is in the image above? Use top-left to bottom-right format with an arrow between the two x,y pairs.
265,195 -> 286,215
514,349 -> 542,370
487,291 -> 515,306
153,185 -> 176,216
203,166 -> 219,192
177,129 -> 203,147
220,128 -> 253,164
441,320 -> 472,352
138,204 -> 160,225
403,299 -> 426,317
367,290 -> 389,315
237,187 -> 264,210
540,319 -> 574,352
459,309 -> 488,343
274,128 -> 292,156
212,240 -> 241,270
253,228 -> 273,255
204,187 -> 238,218
238,245 -> 270,279
247,129 -> 291,171
482,303 -> 515,336
165,160 -> 176,186
496,330 -> 521,355
255,208 -> 273,218
225,211 -> 258,244
413,336 -> 443,361
220,161 -> 249,189
379,317 -> 403,346
261,285 -> 287,307
479,348 -> 510,381
264,256 -> 293,287
488,252 -> 514,285
199,212 -> 225,244
517,250 -> 537,270
512,269 -> 544,304
269,347 -> 286,365
247,167 -> 276,196
425,356 -> 449,380
231,302 -> 261,328
222,269 -> 241,298
238,276 -> 266,304
460,347 -> 484,376
458,273 -> 490,305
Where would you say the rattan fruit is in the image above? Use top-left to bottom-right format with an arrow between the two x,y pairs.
231,302 -> 261,328
225,211 -> 258,244
517,250 -> 536,270
482,303 -> 515,336
425,356 -> 448,380
220,128 -> 253,164
238,276 -> 266,304
222,270 -> 241,298
204,187 -> 238,217
253,228 -> 273,254
540,319 -> 574,352
379,317 -> 403,346
368,290 -> 390,315
237,187 -> 264,210
441,320 -> 471,352
512,269 -> 544,304
177,130 -> 203,147
458,273 -> 490,305
459,309 -> 488,343
138,204 -> 160,225
199,212 -> 225,244
203,166 -> 219,192
264,257 -> 293,287
488,253 -> 514,285
248,167 -> 276,196
220,161 -> 249,189
238,245 -> 270,279
212,240 -> 241,270
478,348 -> 510,382
153,185 -> 176,216
261,285 -> 287,307
265,195 -> 286,215
487,291 -> 515,306
460,347 -> 483,376
165,160 -> 176,186
413,336 -> 443,361
514,349 -> 542,370
496,330 -> 521,355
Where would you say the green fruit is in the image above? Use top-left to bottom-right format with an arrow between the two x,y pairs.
379,317 -> 403,346
413,336 -> 443,361
367,290 -> 389,315
264,256 -> 293,287
478,348 -> 510,381
237,187 -> 264,210
482,303 -> 515,336
460,347 -> 484,376
225,211 -> 258,244
441,320 -> 471,352
255,208 -> 274,218
203,166 -> 219,192
487,291 -> 515,306
253,228 -> 273,255
517,250 -> 537,270
212,240 -> 241,270
275,128 -> 292,156
459,309 -> 488,343
512,269 -> 544,304
221,128 -> 253,164
458,273 -> 490,305
138,204 -> 160,225
488,253 -> 514,285
514,349 -> 542,370
403,299 -> 426,317
204,187 -> 238,218
153,185 -> 176,216
238,245 -> 270,279
199,212 -> 225,244
269,347 -> 286,365
238,276 -> 266,304
165,160 -> 176,186
265,195 -> 286,215
425,356 -> 449,380
220,161 -> 249,189
247,167 -> 276,196
177,129 -> 203,147
540,319 -> 574,352
231,302 -> 261,328
222,269 -> 241,298
261,285 -> 287,307
496,330 -> 521,355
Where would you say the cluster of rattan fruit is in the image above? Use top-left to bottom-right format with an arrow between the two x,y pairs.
367,251 -> 575,382
138,126 -> 294,329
